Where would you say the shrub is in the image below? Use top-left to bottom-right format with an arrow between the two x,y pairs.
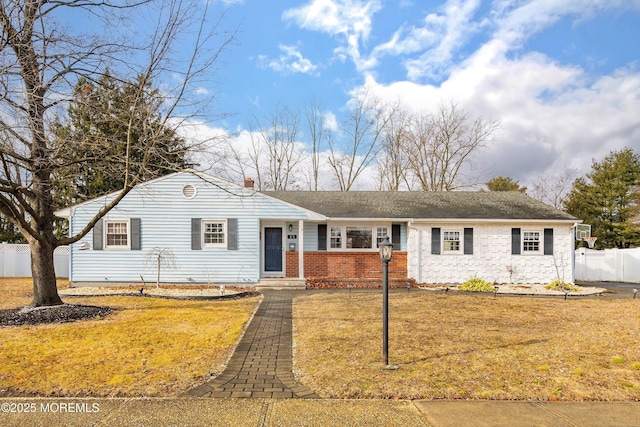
545,279 -> 580,292
460,277 -> 494,292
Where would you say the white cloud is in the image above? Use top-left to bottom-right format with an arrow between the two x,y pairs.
283,0 -> 383,71
216,0 -> 244,7
491,0 -> 640,48
367,60 -> 640,189
399,0 -> 482,81
324,111 -> 339,131
258,44 -> 319,75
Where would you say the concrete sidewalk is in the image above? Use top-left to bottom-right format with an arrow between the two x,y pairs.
1,398 -> 638,426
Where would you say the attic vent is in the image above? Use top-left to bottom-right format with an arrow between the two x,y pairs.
182,184 -> 197,199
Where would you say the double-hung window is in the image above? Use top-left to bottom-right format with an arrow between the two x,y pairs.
523,231 -> 540,253
330,226 -> 342,249
443,230 -> 461,252
105,220 -> 129,249
203,220 -> 226,247
376,226 -> 389,247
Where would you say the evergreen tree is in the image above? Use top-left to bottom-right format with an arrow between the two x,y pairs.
52,73 -> 192,207
486,176 -> 527,192
0,215 -> 24,243
564,148 -> 640,248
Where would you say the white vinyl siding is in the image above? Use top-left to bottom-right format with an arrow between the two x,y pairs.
70,172 -> 314,284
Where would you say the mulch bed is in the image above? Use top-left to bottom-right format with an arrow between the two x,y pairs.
0,304 -> 113,327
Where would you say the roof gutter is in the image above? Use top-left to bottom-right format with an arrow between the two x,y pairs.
409,218 -> 580,224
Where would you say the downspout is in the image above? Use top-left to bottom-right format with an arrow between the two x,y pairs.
298,219 -> 304,280
408,219 -> 422,284
571,223 -> 578,284
68,207 -> 74,284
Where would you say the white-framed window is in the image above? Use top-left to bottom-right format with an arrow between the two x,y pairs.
330,226 -> 342,249
105,219 -> 129,249
346,226 -> 372,249
376,226 -> 389,247
329,223 -> 391,251
203,220 -> 226,247
523,231 -> 541,253
443,230 -> 461,252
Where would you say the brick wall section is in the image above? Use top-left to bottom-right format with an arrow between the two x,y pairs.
302,251 -> 408,280
286,251 -> 299,278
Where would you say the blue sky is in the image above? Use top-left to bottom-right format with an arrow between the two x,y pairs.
190,0 -> 640,190
59,0 -> 640,191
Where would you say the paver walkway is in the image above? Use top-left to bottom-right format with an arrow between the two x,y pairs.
187,290 -> 319,399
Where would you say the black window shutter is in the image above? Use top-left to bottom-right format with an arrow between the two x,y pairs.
464,228 -> 473,255
391,224 -> 401,250
544,228 -> 554,255
318,224 -> 327,251
431,227 -> 441,255
130,218 -> 141,250
227,218 -> 238,250
191,218 -> 201,250
512,228 -> 521,255
93,219 -> 103,250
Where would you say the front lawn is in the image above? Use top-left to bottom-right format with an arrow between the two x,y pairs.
0,278 -> 260,397
293,291 -> 640,401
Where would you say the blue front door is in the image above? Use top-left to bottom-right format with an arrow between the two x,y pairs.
264,227 -> 283,272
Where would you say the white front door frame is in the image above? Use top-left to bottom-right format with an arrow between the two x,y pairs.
261,221 -> 286,278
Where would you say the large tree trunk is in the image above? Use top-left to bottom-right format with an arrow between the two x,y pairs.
30,238 -> 63,307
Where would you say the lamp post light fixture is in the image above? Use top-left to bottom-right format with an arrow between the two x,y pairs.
379,235 -> 393,366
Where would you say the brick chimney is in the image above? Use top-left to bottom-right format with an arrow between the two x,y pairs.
244,177 -> 255,189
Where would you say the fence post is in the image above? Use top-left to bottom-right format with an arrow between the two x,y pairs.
1,242 -> 5,277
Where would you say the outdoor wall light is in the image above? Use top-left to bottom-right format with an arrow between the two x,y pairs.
288,224 -> 293,232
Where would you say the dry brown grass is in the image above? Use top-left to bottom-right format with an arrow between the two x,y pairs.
0,278 -> 259,397
293,292 -> 640,401
0,277 -> 71,309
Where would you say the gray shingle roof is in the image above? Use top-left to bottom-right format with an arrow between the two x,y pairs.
263,191 -> 578,221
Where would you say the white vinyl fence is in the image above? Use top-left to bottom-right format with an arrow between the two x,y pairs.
0,243 -> 69,278
575,247 -> 640,283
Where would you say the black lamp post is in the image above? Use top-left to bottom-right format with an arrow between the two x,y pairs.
379,235 -> 393,366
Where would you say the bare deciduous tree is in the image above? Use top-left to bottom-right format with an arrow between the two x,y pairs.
236,107 -> 306,191
328,90 -> 395,191
255,106 -> 306,190
376,104 -> 412,190
530,168 -> 577,209
0,0 -> 233,306
304,97 -> 327,190
404,102 -> 499,191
